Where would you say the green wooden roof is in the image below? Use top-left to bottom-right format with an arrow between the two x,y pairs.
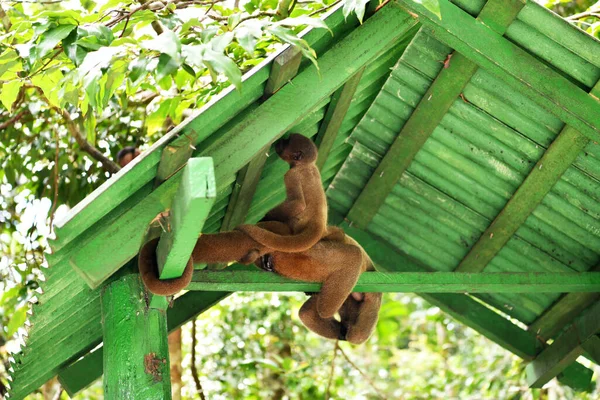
7,0 -> 600,397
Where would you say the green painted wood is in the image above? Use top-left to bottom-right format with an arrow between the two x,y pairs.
187,270 -> 600,292
156,158 -> 216,279
529,264 -> 600,340
155,139 -> 195,185
58,291 -> 229,397
455,127 -> 590,272
393,0 -> 600,143
58,347 -> 102,397
101,270 -> 171,399
67,5 -> 420,288
315,68 -> 365,170
476,0 -> 524,35
582,335 -> 600,364
555,361 -> 595,392
263,47 -> 302,96
526,300 -> 600,388
347,53 -> 478,228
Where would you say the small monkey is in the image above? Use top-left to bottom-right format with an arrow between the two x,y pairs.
235,134 -> 327,258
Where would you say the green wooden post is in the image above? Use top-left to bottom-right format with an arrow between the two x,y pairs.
101,268 -> 171,399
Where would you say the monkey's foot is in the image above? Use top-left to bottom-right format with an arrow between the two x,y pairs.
239,249 -> 261,265
256,254 -> 275,272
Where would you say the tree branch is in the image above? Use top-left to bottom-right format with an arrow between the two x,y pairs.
0,4 -> 11,31
0,109 -> 29,129
57,108 -> 121,174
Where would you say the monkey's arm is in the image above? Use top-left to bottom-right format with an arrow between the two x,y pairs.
265,171 -> 306,221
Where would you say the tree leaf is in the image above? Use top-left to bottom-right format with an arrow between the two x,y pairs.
235,20 -> 265,55
85,110 -> 96,145
62,29 -> 88,66
342,0 -> 370,24
129,57 -> 149,85
203,47 -> 242,91
7,306 -> 27,337
0,80 -> 23,112
266,25 -> 318,68
156,53 -> 181,81
36,24 -> 77,60
142,30 -> 181,61
416,0 -> 441,19
211,31 -> 235,53
274,16 -> 332,34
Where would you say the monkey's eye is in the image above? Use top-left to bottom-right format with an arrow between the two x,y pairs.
293,151 -> 303,161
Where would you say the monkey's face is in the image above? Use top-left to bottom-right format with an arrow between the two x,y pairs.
275,133 -> 318,166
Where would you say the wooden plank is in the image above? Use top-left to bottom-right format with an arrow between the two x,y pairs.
526,301 -> 600,388
341,224 -> 592,387
263,47 -> 302,97
156,158 -> 216,279
393,0 -> 600,143
346,0 -> 525,228
346,53 -> 478,227
58,291 -> 229,397
187,270 -> 600,292
101,271 -> 171,399
154,138 -> 195,185
455,127 -> 590,272
314,68 -> 365,170
529,263 -> 600,340
67,5 -> 420,288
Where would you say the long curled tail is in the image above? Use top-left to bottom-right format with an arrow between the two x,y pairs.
138,238 -> 194,296
236,224 -> 323,253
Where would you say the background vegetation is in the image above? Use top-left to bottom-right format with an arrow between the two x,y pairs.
1,0 -> 599,398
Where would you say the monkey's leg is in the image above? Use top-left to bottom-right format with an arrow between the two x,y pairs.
271,243 -> 363,319
298,295 -> 344,340
343,293 -> 383,345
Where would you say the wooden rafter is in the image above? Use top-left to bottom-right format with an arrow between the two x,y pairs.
346,0 -> 524,228
394,0 -> 600,143
315,68 -> 365,170
529,263 -> 600,340
526,301 -> 600,388
57,6 -> 419,288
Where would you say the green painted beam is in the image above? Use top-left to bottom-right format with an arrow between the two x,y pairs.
156,158 -> 216,279
526,300 -> 600,388
315,68 -> 365,170
58,291 -> 229,397
101,270 -> 171,399
582,335 -> 600,364
455,127 -> 590,272
393,0 -> 600,143
347,0 -> 525,228
346,53 -> 478,227
340,224 -> 592,387
187,270 -> 600,293
65,5 -> 420,288
455,74 -> 600,273
529,264 -> 600,340
154,137 -> 195,185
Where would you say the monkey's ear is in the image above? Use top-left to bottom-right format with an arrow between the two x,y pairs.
293,151 -> 304,161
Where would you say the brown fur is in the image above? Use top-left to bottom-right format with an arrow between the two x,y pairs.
235,134 -> 327,255
138,238 -> 194,296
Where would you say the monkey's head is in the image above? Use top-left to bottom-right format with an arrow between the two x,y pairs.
275,134 -> 318,166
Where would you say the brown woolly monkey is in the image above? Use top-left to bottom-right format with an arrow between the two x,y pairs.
235,133 -> 327,259
258,233 -> 382,344
117,146 -> 140,167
